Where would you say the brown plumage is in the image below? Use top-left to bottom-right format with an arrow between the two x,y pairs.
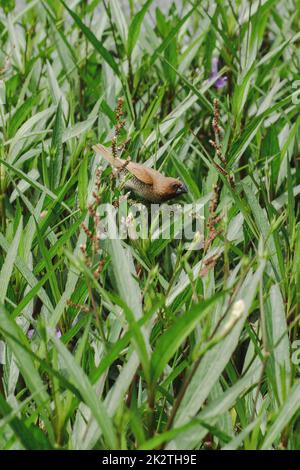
93,144 -> 188,203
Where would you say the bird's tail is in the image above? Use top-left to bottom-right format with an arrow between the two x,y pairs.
93,143 -> 121,168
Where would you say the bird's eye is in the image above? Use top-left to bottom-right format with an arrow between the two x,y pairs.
172,182 -> 179,190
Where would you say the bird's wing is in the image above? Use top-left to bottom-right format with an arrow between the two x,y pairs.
127,162 -> 154,185
93,144 -> 124,169
93,144 -> 154,185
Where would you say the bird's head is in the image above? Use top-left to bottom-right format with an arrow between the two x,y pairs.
157,177 -> 188,201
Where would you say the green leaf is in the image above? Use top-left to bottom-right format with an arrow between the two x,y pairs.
34,219 -> 61,305
267,283 -> 291,404
7,95 -> 39,139
0,232 -> 54,314
261,381 -> 300,449
0,305 -> 50,412
50,100 -> 64,189
105,206 -> 144,321
0,158 -> 72,213
51,333 -> 117,449
0,219 -> 22,304
169,260 -> 265,449
110,0 -> 128,46
242,181 -> 281,279
151,293 -> 222,383
150,7 -> 196,67
170,153 -> 201,200
0,393 -> 52,450
78,151 -> 88,212
127,0 -> 154,56
62,116 -> 97,143
60,0 -> 120,76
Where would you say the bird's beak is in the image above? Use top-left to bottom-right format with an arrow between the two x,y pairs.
176,183 -> 188,195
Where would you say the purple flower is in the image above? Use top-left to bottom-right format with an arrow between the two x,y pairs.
27,329 -> 35,339
27,328 -> 62,339
210,57 -> 227,89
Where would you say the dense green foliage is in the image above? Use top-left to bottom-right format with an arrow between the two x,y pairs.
0,0 -> 300,450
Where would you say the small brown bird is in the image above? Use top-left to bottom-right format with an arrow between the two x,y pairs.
93,144 -> 188,203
